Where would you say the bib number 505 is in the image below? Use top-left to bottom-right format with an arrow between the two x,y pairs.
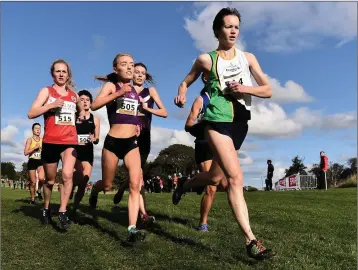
120,103 -> 135,111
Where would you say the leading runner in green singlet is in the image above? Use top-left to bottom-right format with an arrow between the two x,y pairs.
173,7 -> 276,261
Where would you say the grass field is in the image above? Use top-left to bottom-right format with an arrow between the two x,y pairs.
2,188 -> 357,270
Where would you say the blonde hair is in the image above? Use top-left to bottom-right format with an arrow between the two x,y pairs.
94,53 -> 134,83
112,53 -> 133,68
50,59 -> 75,90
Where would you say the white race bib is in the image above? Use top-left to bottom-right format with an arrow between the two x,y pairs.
55,113 -> 75,126
54,101 -> 76,126
219,68 -> 252,110
116,98 -> 138,116
78,134 -> 91,145
220,70 -> 249,92
30,152 -> 41,159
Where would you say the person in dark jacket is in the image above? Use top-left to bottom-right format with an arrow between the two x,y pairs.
266,160 -> 274,191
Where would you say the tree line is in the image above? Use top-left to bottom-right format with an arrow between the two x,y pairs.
284,155 -> 357,187
2,147 -> 356,189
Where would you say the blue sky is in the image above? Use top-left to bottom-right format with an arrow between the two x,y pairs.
1,2 -> 357,187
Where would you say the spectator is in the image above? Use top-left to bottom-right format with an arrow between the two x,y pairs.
319,151 -> 329,189
173,174 -> 178,190
266,160 -> 274,191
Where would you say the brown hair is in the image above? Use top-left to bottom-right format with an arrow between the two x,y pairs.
50,59 -> 75,89
134,63 -> 155,84
213,7 -> 241,39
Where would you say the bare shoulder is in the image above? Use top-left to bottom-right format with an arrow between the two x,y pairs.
102,81 -> 116,94
193,96 -> 203,107
93,114 -> 100,122
197,53 -> 211,66
244,52 -> 257,64
39,87 -> 50,95
148,86 -> 158,95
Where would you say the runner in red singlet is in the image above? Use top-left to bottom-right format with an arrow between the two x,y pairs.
27,59 -> 84,231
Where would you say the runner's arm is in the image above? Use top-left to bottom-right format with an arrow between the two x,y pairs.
185,97 -> 204,138
27,88 -> 54,119
175,54 -> 209,107
143,87 -> 168,118
93,115 -> 100,144
185,97 -> 202,131
243,52 -> 272,98
24,138 -> 36,156
91,82 -> 124,111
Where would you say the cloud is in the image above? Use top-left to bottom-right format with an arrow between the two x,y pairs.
293,108 -> 357,130
240,141 -> 259,151
184,2 -> 245,53
1,125 -> 19,147
249,101 -> 303,138
268,76 -> 314,104
184,2 -> 356,53
247,103 -> 357,140
238,151 -> 254,165
6,117 -> 35,127
250,74 -> 314,104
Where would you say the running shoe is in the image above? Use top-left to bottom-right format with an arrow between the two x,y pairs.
246,239 -> 276,260
127,228 -> 146,242
41,208 -> 52,225
197,224 -> 209,232
37,191 -> 43,201
113,189 -> 124,205
172,177 -> 187,205
58,212 -> 71,231
89,190 -> 98,209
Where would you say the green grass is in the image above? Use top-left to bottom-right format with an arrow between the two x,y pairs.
2,188 -> 357,270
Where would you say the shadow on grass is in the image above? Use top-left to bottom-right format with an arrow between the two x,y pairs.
11,198 -> 263,266
12,202 -> 67,233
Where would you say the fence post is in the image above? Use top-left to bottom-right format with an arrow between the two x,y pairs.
324,171 -> 327,190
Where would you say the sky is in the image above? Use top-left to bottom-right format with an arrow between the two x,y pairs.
1,2 -> 357,188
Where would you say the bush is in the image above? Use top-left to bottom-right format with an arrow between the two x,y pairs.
246,186 -> 258,192
336,174 -> 357,188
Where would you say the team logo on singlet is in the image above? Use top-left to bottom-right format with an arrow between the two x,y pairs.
71,96 -> 77,103
130,93 -> 135,99
225,62 -> 239,73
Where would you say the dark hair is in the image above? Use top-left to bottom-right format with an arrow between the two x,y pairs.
78,89 -> 93,103
320,151 -> 324,155
267,159 -> 272,163
94,62 -> 155,85
134,63 -> 155,84
32,123 -> 41,131
213,7 -> 241,39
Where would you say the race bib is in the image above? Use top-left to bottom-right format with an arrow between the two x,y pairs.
220,70 -> 249,92
31,152 -> 41,159
55,101 -> 76,126
116,98 -> 138,116
78,134 -> 91,145
219,68 -> 252,110
55,113 -> 75,126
